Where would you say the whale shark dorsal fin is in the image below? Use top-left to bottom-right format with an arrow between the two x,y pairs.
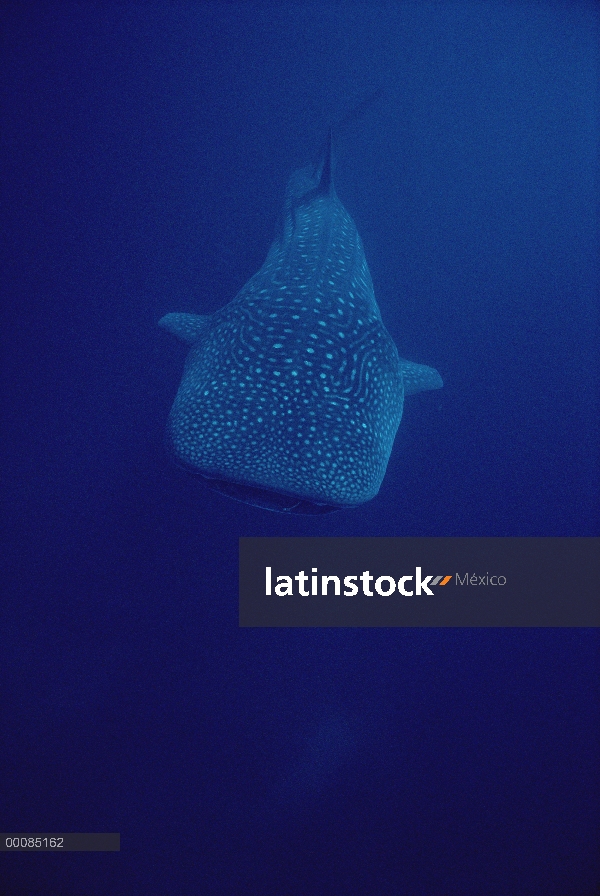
158,312 -> 212,345
399,359 -> 444,395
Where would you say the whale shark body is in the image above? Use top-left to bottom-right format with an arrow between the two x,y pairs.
159,131 -> 442,513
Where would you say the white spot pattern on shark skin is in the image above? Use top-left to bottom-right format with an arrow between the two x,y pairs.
159,131 -> 442,512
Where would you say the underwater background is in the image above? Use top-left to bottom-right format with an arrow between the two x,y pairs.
1,3 -> 598,894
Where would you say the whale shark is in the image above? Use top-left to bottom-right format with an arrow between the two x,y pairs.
159,130 -> 442,513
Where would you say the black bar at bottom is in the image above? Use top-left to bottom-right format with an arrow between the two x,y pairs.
1,834 -> 120,852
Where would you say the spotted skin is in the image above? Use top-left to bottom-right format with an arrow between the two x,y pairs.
159,148 -> 442,512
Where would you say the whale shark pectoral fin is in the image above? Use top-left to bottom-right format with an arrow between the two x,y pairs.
399,359 -> 443,395
158,312 -> 212,345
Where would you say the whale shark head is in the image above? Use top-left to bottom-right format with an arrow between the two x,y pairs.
159,130 -> 442,512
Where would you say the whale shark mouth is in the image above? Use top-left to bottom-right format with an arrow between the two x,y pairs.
198,474 -> 341,514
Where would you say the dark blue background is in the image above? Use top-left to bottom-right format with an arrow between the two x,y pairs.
1,3 -> 598,893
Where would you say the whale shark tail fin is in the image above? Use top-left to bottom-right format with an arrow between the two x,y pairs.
315,127 -> 334,197
335,88 -> 384,133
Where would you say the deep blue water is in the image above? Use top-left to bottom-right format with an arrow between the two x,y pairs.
1,3 -> 599,894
